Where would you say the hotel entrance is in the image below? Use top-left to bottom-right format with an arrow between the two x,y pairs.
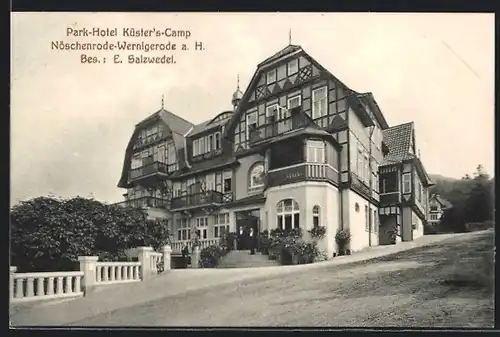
235,210 -> 260,251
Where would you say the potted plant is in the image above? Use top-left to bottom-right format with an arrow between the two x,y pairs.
335,228 -> 351,256
308,225 -> 326,240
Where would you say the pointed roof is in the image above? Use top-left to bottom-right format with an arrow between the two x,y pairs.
380,121 -> 415,166
257,44 -> 302,68
117,108 -> 194,188
431,194 -> 453,209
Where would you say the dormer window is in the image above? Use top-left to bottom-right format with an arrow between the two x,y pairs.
287,59 -> 299,75
266,69 -> 277,84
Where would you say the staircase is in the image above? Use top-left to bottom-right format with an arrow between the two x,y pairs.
217,251 -> 281,269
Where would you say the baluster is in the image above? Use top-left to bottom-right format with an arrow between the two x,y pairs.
110,266 -> 115,281
75,276 -> 81,293
15,278 -> 24,298
96,266 -> 102,282
134,266 -> 139,280
36,277 -> 45,296
124,265 -> 130,280
116,265 -> 122,281
65,276 -> 73,293
103,266 -> 109,281
47,277 -> 54,295
26,278 -> 35,297
56,277 -> 63,294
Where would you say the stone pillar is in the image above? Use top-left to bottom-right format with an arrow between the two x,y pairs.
191,246 -> 201,268
137,246 -> 153,280
78,256 -> 99,295
10,266 -> 17,301
162,244 -> 172,271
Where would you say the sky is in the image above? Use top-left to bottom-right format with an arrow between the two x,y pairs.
11,12 -> 495,205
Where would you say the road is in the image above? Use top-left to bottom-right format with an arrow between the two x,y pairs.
11,231 -> 494,328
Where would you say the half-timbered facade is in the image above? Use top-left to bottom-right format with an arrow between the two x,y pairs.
378,122 -> 434,244
117,43 -> 434,258
428,194 -> 452,226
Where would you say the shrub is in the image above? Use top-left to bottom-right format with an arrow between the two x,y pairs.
220,232 -> 237,251
308,225 -> 326,239
10,196 -> 171,272
258,230 -> 270,254
199,245 -> 228,268
335,229 -> 351,255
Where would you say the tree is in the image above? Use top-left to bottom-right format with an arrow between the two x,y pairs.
10,196 -> 170,272
433,164 -> 494,232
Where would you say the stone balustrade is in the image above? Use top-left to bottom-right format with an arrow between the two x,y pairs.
10,269 -> 84,303
95,262 -> 142,285
149,252 -> 163,274
10,244 -> 174,304
171,238 -> 221,254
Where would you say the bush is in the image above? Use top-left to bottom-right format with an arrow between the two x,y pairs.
258,230 -> 270,254
308,225 -> 326,239
199,245 -> 228,268
220,232 -> 237,251
335,229 -> 351,255
10,196 -> 171,272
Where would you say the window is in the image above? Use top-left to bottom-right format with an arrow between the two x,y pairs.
402,173 -> 412,193
266,69 -> 277,84
380,172 -> 398,193
313,205 -> 320,227
246,111 -> 258,141
266,104 -> 280,118
214,132 -> 221,150
249,162 -> 265,190
312,87 -> 327,119
214,213 -> 230,238
306,140 -> 325,163
357,148 -> 364,179
365,205 -> 369,231
205,173 -> 215,191
207,134 -> 213,152
197,138 -> 203,156
196,217 -> 208,239
287,95 -> 301,109
364,153 -> 369,183
192,139 -> 198,156
277,199 -> 300,230
287,59 -> 299,75
430,205 -> 438,211
131,154 -> 142,169
223,170 -> 232,193
176,218 -> 190,241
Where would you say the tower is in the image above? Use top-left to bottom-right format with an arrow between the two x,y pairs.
231,74 -> 243,110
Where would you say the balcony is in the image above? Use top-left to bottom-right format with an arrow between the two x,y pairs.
114,196 -> 168,209
267,163 -> 339,188
170,191 -> 233,211
128,161 -> 169,185
379,192 -> 401,205
248,108 -> 308,145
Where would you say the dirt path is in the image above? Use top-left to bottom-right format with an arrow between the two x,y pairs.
59,231 -> 493,328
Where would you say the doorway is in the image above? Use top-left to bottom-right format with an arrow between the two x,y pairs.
235,211 -> 259,251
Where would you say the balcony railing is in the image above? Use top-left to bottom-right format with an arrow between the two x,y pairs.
267,163 -> 339,188
114,196 -> 168,209
170,191 -> 232,210
128,161 -> 169,183
248,108 -> 308,145
379,192 -> 401,205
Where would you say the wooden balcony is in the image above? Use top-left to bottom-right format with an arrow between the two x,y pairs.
267,163 -> 339,188
128,161 -> 169,185
170,191 -> 233,211
379,192 -> 401,206
114,196 -> 168,209
248,107 -> 308,145
132,132 -> 168,151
